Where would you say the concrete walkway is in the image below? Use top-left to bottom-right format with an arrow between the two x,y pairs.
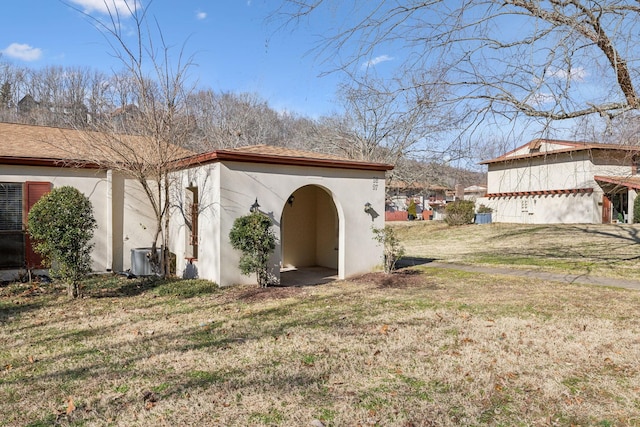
280,266 -> 338,287
399,258 -> 640,291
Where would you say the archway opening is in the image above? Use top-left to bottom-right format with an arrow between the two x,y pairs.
280,185 -> 339,284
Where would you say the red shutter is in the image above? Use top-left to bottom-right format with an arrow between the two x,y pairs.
25,181 -> 52,269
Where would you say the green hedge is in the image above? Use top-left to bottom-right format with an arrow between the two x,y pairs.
445,200 -> 475,226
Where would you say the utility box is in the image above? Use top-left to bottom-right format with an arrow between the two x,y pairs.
130,248 -> 162,276
475,213 -> 492,224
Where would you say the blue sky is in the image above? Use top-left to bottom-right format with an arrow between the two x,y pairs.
1,0 -> 357,118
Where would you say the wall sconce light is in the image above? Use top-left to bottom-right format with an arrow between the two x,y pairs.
364,202 -> 379,221
250,198 -> 260,213
287,195 -> 295,207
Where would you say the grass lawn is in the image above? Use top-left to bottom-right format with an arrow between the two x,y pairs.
391,221 -> 640,280
2,223 -> 640,426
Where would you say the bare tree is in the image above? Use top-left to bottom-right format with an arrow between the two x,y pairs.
278,0 -> 640,134
186,90 -> 288,151
309,74 -> 455,189
65,0 -> 196,276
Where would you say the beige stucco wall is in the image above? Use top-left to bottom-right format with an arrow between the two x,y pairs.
487,153 -> 594,193
0,165 -> 110,273
477,193 -> 600,224
0,165 -> 156,277
482,152 -> 600,223
169,164 -> 221,282
281,185 -> 339,270
119,176 -> 160,272
481,150 -> 636,224
169,161 -> 386,286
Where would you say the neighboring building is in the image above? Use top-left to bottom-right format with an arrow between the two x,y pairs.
463,185 -> 487,201
385,181 -> 453,221
477,138 -> 640,224
18,94 -> 89,125
0,122 -> 392,285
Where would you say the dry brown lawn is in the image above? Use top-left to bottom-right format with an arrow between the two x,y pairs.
2,223 -> 640,426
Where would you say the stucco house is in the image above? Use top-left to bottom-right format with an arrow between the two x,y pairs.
0,122 -> 392,285
476,138 -> 640,224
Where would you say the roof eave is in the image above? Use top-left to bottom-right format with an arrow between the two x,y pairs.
480,145 -> 640,165
171,150 -> 394,171
0,156 -> 101,169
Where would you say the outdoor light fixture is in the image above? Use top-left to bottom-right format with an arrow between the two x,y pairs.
250,198 -> 260,213
287,195 -> 295,207
364,202 -> 379,221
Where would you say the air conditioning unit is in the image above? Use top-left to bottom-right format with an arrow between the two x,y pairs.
130,248 -> 162,276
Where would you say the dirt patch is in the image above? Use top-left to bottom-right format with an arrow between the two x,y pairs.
352,268 -> 435,289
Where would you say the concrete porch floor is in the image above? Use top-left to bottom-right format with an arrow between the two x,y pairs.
279,266 -> 338,287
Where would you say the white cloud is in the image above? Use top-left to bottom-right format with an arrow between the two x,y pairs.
548,66 -> 587,82
68,0 -> 139,16
2,43 -> 42,61
196,11 -> 207,20
361,54 -> 393,70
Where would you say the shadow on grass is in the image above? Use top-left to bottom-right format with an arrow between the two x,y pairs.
396,257 -> 438,268
0,299 -> 44,324
576,224 -> 640,244
85,275 -> 219,299
86,275 -> 164,298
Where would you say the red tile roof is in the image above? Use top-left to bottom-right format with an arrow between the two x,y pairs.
480,138 -> 640,165
173,144 -> 394,171
594,175 -> 640,191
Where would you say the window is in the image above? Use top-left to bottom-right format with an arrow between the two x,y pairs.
0,183 -> 23,231
186,186 -> 198,259
0,183 -> 25,269
0,181 -> 51,269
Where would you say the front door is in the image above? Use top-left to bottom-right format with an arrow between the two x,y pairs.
602,195 -> 611,224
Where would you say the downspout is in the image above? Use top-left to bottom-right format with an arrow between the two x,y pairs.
106,169 -> 114,271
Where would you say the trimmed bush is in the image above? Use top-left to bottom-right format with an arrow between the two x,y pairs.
477,204 -> 493,214
445,200 -> 475,226
27,186 -> 97,298
634,196 -> 640,223
229,211 -> 277,287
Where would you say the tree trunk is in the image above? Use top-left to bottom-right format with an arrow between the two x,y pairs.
67,282 -> 79,298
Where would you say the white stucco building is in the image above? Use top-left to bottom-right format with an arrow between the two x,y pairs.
0,122 -> 392,285
476,139 -> 640,224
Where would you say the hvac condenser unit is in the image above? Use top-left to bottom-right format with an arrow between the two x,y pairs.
130,248 -> 162,276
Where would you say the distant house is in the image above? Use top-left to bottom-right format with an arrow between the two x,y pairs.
17,94 -> 89,125
385,181 -> 456,221
477,139 -> 640,224
0,122 -> 392,285
463,185 -> 487,201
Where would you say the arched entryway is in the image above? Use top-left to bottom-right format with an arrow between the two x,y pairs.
280,185 -> 339,285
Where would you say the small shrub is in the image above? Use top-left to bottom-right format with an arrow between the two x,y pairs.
634,196 -> 640,223
372,225 -> 405,273
477,204 -> 493,214
229,211 -> 277,287
27,186 -> 96,298
407,199 -> 417,220
445,200 -> 475,226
